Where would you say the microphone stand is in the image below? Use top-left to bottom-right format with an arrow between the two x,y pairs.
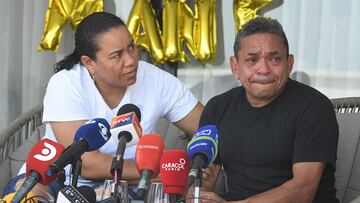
58,169 -> 66,189
71,158 -> 82,187
194,171 -> 202,203
110,134 -> 128,203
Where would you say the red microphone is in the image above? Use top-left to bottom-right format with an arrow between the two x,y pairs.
11,138 -> 65,202
160,150 -> 190,195
135,134 -> 165,199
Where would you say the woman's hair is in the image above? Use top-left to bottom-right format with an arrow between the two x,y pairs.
54,12 -> 126,73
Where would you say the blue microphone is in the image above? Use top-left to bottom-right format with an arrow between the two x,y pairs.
47,118 -> 111,176
186,125 -> 218,188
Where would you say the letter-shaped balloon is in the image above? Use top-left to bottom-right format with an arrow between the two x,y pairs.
38,0 -> 103,51
233,0 -> 273,32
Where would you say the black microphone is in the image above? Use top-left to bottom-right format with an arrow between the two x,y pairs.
47,118 -> 111,176
56,185 -> 96,203
109,104 -> 142,199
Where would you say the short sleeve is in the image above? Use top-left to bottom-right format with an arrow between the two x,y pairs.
200,97 -> 222,165
293,96 -> 339,164
43,73 -> 90,122
200,97 -> 218,127
159,71 -> 198,123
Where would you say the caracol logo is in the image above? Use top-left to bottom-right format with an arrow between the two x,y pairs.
33,142 -> 57,161
161,158 -> 186,171
138,145 -> 159,150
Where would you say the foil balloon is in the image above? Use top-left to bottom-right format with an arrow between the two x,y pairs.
233,0 -> 272,32
127,0 -> 164,64
177,0 -> 217,63
127,0 -> 217,64
38,0 -> 103,51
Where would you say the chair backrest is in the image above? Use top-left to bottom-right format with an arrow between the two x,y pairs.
331,97 -> 360,203
0,104 -> 43,196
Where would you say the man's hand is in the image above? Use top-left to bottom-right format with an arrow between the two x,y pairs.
202,164 -> 221,191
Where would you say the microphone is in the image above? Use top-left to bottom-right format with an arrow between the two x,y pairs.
56,185 -> 96,203
160,150 -> 190,195
11,138 -> 65,203
135,134 -> 165,199
186,125 -> 218,188
110,103 -> 142,148
47,118 -> 111,176
109,104 -> 142,200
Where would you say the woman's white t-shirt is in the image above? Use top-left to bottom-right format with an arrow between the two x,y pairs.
20,61 -> 198,187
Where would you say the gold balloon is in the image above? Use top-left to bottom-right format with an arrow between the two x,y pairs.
127,0 -> 164,64
38,0 -> 103,51
178,0 -> 217,63
233,0 -> 272,32
127,0 -> 217,64
162,0 -> 183,62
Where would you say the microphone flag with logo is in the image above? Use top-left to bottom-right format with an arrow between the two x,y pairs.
160,150 -> 190,194
56,185 -> 96,203
135,134 -> 165,198
186,125 -> 218,188
11,138 -> 65,203
110,103 -> 142,147
47,118 -> 111,176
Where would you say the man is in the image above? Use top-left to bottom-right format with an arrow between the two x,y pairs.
198,17 -> 339,203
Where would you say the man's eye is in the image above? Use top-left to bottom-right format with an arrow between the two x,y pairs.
245,57 -> 257,64
269,56 -> 281,64
272,56 -> 281,61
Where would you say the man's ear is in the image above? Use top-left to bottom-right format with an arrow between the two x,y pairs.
287,54 -> 294,75
230,56 -> 240,80
80,55 -> 96,75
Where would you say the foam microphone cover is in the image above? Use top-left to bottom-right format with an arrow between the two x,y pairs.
110,104 -> 142,146
160,150 -> 190,194
135,134 -> 165,175
117,103 -> 142,122
187,125 -> 218,166
26,138 -> 65,185
77,186 -> 96,203
74,118 -> 111,151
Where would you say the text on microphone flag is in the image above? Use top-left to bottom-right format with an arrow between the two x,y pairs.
111,112 -> 142,136
161,158 -> 187,171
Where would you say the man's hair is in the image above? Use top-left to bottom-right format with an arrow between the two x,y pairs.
233,17 -> 289,58
55,12 -> 126,72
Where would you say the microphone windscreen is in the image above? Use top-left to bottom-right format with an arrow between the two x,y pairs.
117,103 -> 141,122
187,125 -> 218,166
77,186 -> 96,203
74,118 -> 111,151
26,138 -> 65,185
135,134 -> 165,175
110,111 -> 142,146
160,150 -> 190,194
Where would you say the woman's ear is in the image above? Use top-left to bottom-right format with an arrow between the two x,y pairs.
80,55 -> 96,76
